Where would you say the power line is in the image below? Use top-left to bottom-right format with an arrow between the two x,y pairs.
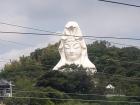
1,56 -> 140,81
0,58 -> 10,60
0,31 -> 140,41
0,59 -> 10,62
0,37 -> 139,53
0,21 -> 140,41
3,65 -> 140,82
96,72 -> 140,81
0,22 -> 61,34
0,35 -> 139,48
0,60 -> 9,62
0,21 -> 140,46
0,38 -> 33,47
96,72 -> 140,82
1,31 -> 140,48
1,96 -> 140,103
1,21 -> 140,41
88,55 -> 140,65
13,90 -> 140,98
106,58 -> 140,65
0,31 -> 60,36
2,68 -> 140,81
86,35 -> 140,41
86,38 -> 140,48
1,48 -> 140,81
98,0 -> 140,8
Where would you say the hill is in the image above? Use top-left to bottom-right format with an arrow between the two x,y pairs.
0,41 -> 140,105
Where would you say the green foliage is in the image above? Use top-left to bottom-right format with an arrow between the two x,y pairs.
0,41 -> 140,105
36,65 -> 95,94
30,43 -> 60,69
57,101 -> 100,105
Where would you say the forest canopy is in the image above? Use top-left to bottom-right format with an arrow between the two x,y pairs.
0,41 -> 140,105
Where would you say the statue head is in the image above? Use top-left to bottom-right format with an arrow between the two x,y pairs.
53,21 -> 96,73
63,39 -> 82,62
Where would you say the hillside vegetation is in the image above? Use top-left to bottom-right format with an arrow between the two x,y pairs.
0,41 -> 140,105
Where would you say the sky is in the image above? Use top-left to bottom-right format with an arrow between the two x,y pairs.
0,0 -> 140,69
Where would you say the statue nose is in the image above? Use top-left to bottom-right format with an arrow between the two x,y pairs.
70,47 -> 74,54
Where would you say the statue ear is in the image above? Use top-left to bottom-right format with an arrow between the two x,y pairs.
80,39 -> 87,49
58,40 -> 63,50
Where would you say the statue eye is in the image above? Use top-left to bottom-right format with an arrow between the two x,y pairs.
64,44 -> 70,49
73,43 -> 80,49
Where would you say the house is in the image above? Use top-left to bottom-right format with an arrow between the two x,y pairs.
105,84 -> 115,95
0,79 -> 13,97
106,84 -> 115,90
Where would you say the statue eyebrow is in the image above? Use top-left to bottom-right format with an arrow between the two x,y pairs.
73,43 -> 80,46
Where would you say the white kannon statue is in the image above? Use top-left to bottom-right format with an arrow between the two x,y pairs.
53,21 -> 97,73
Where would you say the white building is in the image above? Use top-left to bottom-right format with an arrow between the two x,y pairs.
0,79 -> 13,97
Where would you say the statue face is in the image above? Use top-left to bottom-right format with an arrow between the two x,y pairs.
64,41 -> 82,61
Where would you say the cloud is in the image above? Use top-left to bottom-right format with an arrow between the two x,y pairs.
0,41 -> 56,70
0,0 -> 140,70
24,0 -> 140,39
0,0 -> 29,41
69,1 -> 140,38
0,16 -> 29,41
1,0 -> 140,39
